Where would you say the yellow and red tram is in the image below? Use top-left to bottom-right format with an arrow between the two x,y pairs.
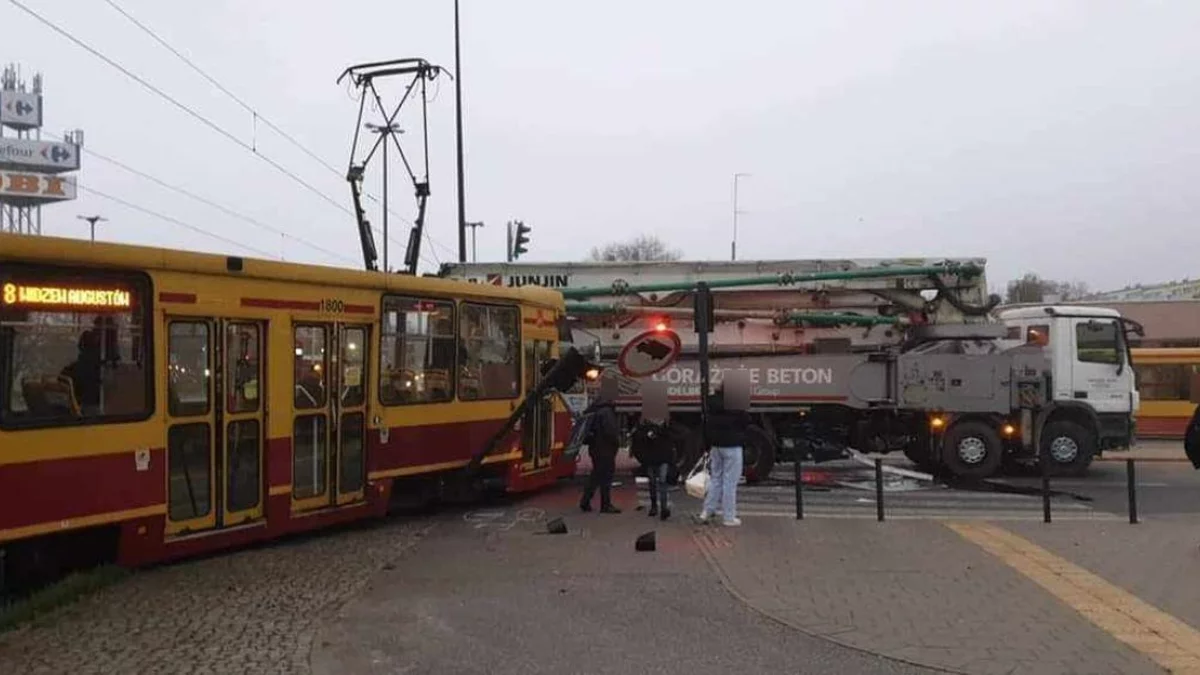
0,233 -> 574,580
1130,347 -> 1200,438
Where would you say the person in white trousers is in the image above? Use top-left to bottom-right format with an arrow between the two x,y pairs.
699,387 -> 750,527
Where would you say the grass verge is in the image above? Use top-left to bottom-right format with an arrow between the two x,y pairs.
0,566 -> 129,634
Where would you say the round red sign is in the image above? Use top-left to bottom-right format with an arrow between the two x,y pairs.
617,329 -> 683,378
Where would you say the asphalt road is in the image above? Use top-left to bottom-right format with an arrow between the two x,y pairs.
998,459 -> 1200,518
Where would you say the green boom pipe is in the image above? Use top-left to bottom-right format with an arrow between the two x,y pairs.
564,302 -> 901,327
559,263 -> 983,300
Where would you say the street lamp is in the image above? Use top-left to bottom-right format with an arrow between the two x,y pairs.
365,123 -> 403,272
454,0 -> 468,263
77,214 -> 107,243
732,172 -> 750,261
466,221 -> 484,262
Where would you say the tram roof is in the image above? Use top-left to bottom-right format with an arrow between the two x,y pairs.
0,232 -> 564,308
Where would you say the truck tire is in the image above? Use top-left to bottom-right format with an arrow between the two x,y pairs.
940,420 -> 1003,480
1040,420 -> 1095,477
743,425 -> 776,484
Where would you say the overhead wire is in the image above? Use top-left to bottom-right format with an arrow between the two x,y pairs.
39,132 -> 357,266
101,0 -> 453,255
7,0 -> 351,216
9,0 -> 443,269
78,184 -> 277,259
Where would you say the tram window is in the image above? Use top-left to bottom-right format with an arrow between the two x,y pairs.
1076,321 -> 1119,364
226,323 -> 260,413
168,422 -> 212,522
0,270 -> 150,429
380,296 -> 455,404
293,325 -> 327,410
293,414 -> 327,500
226,419 -> 261,513
168,322 -> 211,417
341,327 -> 366,408
459,303 -> 519,401
339,412 -> 365,495
1136,364 -> 1200,401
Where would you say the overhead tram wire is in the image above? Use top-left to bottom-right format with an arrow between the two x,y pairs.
8,0 -> 346,216
39,133 -> 357,266
78,184 -> 277,259
100,0 -> 454,259
8,0 -> 442,270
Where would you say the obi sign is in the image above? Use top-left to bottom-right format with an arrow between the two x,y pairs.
0,170 -> 76,203
617,329 -> 682,378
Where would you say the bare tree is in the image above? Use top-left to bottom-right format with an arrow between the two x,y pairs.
588,235 -> 682,262
1005,273 -> 1091,304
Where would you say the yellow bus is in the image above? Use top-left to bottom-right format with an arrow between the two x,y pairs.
1131,347 -> 1200,438
0,232 -> 573,585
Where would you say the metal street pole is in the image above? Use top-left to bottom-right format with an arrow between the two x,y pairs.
454,0 -> 468,263
466,221 -> 484,262
77,214 -> 107,243
732,172 -> 749,261
367,123 -> 402,272
382,130 -> 389,272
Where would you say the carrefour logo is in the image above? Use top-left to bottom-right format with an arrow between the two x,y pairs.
4,100 -> 34,117
40,145 -> 72,164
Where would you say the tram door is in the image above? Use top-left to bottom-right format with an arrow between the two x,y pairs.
291,323 -> 368,512
164,318 -> 266,536
521,339 -> 555,471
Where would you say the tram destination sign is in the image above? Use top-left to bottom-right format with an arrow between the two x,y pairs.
2,282 -> 132,310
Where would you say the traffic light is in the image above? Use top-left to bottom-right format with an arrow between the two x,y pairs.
511,220 -> 531,260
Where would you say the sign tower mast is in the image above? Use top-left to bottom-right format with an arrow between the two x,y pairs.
0,64 -> 83,236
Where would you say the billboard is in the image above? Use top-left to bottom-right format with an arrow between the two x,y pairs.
0,137 -> 80,173
0,91 -> 42,130
0,169 -> 76,203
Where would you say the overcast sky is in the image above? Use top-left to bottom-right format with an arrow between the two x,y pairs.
3,0 -> 1198,293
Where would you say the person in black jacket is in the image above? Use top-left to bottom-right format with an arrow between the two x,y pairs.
699,386 -> 752,526
631,417 -> 676,520
1185,402 -> 1200,470
579,378 -> 622,514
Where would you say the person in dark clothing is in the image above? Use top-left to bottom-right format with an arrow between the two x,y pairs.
580,379 -> 622,514
61,329 -> 103,414
1185,402 -> 1200,470
700,387 -> 752,526
630,417 -> 677,520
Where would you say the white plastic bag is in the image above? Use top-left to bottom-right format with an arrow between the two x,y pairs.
684,453 -> 710,499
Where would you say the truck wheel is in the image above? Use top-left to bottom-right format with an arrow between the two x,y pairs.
743,425 -> 776,484
1040,420 -> 1095,477
940,420 -> 1003,480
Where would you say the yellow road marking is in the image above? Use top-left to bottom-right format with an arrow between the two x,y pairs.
948,521 -> 1200,673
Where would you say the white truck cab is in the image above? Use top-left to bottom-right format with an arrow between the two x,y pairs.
995,305 -> 1140,470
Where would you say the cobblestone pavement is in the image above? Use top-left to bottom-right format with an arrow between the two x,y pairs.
0,518 -> 434,675
691,515 -> 1163,674
311,488 -> 934,675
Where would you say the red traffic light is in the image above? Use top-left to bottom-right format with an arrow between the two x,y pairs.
650,316 -> 670,333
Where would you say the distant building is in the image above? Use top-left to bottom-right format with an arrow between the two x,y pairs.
1085,279 -> 1200,303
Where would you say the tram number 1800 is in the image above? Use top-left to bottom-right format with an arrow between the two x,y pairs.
320,298 -> 346,314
